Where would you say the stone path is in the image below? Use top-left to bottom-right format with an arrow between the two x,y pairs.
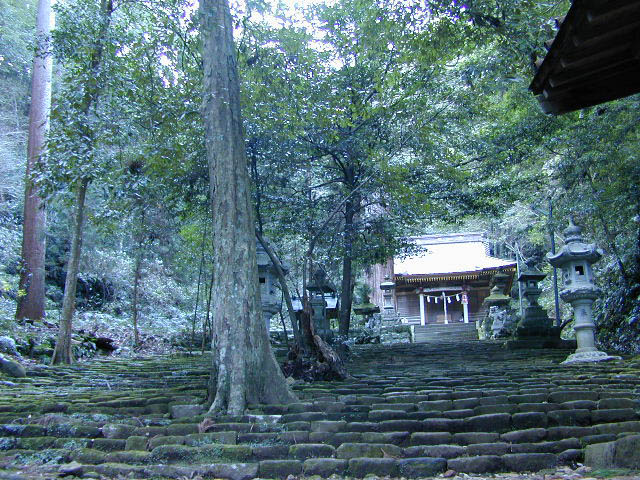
0,341 -> 639,479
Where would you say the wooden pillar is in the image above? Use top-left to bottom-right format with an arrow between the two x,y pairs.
463,302 -> 469,323
419,293 -> 426,326
442,292 -> 448,324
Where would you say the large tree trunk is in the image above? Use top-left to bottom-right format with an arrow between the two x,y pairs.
201,0 -> 296,415
16,0 -> 53,322
51,177 -> 88,365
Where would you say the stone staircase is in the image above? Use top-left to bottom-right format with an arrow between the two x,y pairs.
0,341 -> 639,479
413,323 -> 478,343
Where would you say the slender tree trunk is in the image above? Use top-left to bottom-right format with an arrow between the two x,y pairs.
16,0 -> 53,322
202,267 -> 214,353
51,177 -> 88,365
339,195 -> 357,337
201,0 -> 296,415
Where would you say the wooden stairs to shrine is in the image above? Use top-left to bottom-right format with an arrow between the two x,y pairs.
412,322 -> 478,343
1,342 -> 639,479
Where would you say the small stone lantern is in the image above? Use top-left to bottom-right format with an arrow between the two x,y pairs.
481,276 -> 514,338
547,221 -> 620,364
306,268 -> 336,341
515,261 -> 553,337
256,239 -> 285,333
379,276 -> 396,319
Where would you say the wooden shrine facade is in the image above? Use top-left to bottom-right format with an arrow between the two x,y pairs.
367,233 -> 516,325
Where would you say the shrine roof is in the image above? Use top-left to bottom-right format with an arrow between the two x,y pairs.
529,0 -> 640,115
394,233 -> 516,277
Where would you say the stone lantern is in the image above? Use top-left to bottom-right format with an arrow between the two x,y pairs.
379,276 -> 396,319
481,274 -> 514,339
256,239 -> 285,333
547,221 -> 620,364
306,268 -> 336,341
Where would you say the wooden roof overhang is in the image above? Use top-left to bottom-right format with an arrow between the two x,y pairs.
395,265 -> 516,288
530,0 -> 640,115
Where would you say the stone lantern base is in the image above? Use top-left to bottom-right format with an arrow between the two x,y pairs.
562,350 -> 621,365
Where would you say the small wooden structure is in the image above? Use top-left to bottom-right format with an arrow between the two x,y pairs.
367,233 -> 516,325
530,0 -> 640,115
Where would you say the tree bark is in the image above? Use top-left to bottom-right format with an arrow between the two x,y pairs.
131,245 -> 142,347
339,192 -> 358,337
201,0 -> 296,415
16,0 -> 53,322
51,177 -> 88,365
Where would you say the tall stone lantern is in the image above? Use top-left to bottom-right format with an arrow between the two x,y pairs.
256,239 -> 285,333
547,221 -> 620,364
379,276 -> 396,319
306,268 -> 336,341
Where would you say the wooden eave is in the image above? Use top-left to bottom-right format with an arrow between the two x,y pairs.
395,265 -> 516,286
530,0 -> 640,115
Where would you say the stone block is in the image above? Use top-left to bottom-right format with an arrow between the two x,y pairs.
512,412 -> 548,429
368,410 -> 407,421
548,390 -> 598,403
560,400 -> 597,410
105,450 -> 152,464
594,421 -> 640,435
517,403 -> 559,413
474,404 -> 517,415
581,433 -> 617,446
548,409 -> 591,426
479,396 -> 509,405
282,421 -> 310,431
170,404 -> 203,419
278,430 -> 309,444
447,455 -> 504,473
453,432 -> 500,445
361,431 -> 409,445
502,453 -> 557,472
102,424 -> 136,439
592,408 -> 638,423
508,393 -> 547,404
335,442 -> 401,459
409,432 -> 452,446
584,441 -> 616,468
348,457 -> 398,477
613,434 -> 640,468
453,398 -> 480,409
501,428 -> 547,444
258,459 -> 302,478
418,400 -> 453,411
310,420 -> 346,433
558,448 -> 583,463
346,422 -> 378,432
467,442 -> 510,456
184,431 -> 236,446
303,458 -> 348,476
444,409 -> 475,419
166,423 -> 199,436
398,457 -> 447,478
92,438 -> 126,452
378,419 -> 424,432
547,426 -> 594,440
125,436 -> 148,451
597,398 -> 638,410
465,413 -> 511,432
70,448 -> 107,465
251,444 -> 289,460
198,463 -> 258,480
423,418 -> 463,433
148,435 -> 184,449
404,444 -> 465,459
289,443 -> 336,460
332,432 -> 362,446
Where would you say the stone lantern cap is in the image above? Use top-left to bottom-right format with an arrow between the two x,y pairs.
547,221 -> 603,268
517,262 -> 546,283
380,275 -> 395,291
306,267 -> 336,295
354,295 -> 380,316
256,240 -> 289,275
483,284 -> 511,306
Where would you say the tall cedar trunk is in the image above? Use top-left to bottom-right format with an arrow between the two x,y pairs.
16,0 -> 53,322
201,0 -> 296,415
51,0 -> 113,365
51,177 -> 88,365
132,247 -> 142,347
339,195 -> 356,337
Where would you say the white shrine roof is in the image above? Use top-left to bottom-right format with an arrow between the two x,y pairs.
394,232 -> 516,276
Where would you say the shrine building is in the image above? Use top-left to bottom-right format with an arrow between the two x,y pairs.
368,233 -> 516,325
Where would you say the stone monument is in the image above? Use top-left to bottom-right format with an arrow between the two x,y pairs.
354,295 -> 381,329
479,273 -> 515,339
379,276 -> 397,321
547,221 -> 621,364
